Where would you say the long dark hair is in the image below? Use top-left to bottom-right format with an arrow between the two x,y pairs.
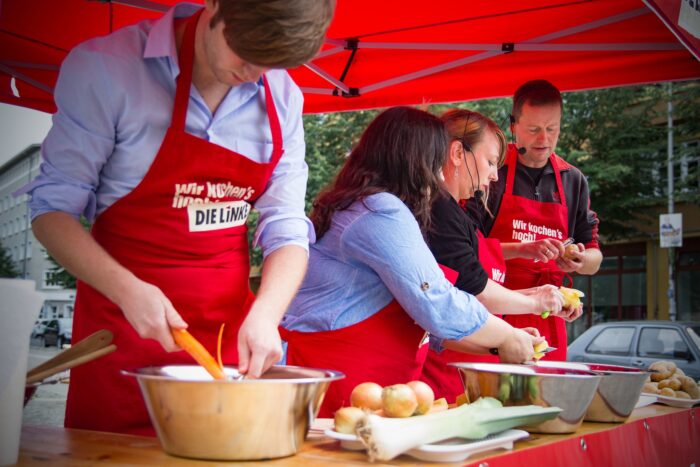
312,106 -> 448,239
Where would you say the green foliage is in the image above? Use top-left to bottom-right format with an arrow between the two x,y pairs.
245,81 -> 700,264
557,82 -> 700,239
0,242 -> 20,278
302,110 -> 381,212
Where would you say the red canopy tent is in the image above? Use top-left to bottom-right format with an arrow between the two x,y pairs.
1,0 -> 699,114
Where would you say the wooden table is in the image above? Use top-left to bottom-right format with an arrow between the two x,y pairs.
16,404 -> 699,466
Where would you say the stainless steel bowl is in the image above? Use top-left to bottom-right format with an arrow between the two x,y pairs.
123,365 -> 343,461
450,362 -> 601,433
535,361 -> 649,422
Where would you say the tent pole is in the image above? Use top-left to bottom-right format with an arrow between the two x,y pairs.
666,82 -> 676,322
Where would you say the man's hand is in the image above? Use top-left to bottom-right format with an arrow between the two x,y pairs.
237,311 -> 283,378
518,238 -> 565,262
552,303 -> 584,322
116,277 -> 187,352
555,242 -> 585,273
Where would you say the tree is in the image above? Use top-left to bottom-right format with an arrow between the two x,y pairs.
557,82 -> 700,240
0,243 -> 20,278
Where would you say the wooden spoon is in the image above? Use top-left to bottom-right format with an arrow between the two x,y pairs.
26,329 -> 117,385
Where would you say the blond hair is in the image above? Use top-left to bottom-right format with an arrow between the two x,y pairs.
441,109 -> 507,215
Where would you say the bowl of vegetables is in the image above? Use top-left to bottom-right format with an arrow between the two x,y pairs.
534,361 -> 649,422
450,362 -> 601,433
123,365 -> 343,461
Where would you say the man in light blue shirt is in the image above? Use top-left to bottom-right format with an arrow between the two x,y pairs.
20,0 -> 335,385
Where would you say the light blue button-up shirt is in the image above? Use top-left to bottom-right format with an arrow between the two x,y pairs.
20,3 -> 313,256
282,193 -> 489,350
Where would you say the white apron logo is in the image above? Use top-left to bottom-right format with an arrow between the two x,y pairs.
491,268 -> 506,284
188,200 -> 251,232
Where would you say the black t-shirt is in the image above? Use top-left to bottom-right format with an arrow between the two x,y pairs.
428,192 -> 489,295
466,152 -> 600,248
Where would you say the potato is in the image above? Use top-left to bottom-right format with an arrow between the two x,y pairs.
649,361 -> 676,381
564,244 -> 579,260
674,391 -> 691,399
658,378 -> 682,391
642,382 -> 659,394
659,387 -> 676,397
674,368 -> 685,377
678,375 -> 700,399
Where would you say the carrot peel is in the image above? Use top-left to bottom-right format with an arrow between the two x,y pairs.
171,328 -> 227,380
217,323 -> 225,371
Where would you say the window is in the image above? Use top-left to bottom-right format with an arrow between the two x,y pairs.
586,327 -> 635,355
42,270 -> 62,289
638,327 -> 691,360
688,326 -> 700,351
572,244 -> 647,332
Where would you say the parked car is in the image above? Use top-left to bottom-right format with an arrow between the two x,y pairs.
568,320 -> 700,380
36,318 -> 73,348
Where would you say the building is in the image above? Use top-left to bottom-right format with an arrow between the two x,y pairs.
567,129 -> 700,342
0,144 -> 76,319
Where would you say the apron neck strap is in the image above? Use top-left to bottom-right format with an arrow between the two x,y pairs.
505,145 -> 519,196
262,76 -> 284,166
172,9 -> 202,131
549,154 -> 567,209
505,145 -> 567,209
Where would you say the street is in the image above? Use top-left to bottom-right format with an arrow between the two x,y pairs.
23,342 -> 67,428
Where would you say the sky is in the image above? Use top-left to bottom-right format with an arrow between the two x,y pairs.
0,104 -> 52,168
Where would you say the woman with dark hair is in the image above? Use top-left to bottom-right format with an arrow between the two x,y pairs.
280,107 -> 541,417
421,109 -> 573,402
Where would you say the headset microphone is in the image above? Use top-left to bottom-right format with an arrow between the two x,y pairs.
517,146 -> 527,155
470,150 -> 484,200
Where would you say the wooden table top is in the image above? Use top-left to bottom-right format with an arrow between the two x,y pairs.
16,403 -> 691,466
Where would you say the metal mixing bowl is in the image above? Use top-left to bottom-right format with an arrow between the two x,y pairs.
535,361 -> 649,422
450,362 -> 601,433
123,365 -> 343,461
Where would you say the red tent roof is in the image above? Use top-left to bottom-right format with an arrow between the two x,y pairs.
1,0 -> 699,114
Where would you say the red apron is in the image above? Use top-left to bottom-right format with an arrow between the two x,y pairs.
65,11 -> 285,435
488,145 -> 569,361
420,230 -> 506,402
281,267 -> 456,418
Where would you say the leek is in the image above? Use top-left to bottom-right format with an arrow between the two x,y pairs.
355,397 -> 560,461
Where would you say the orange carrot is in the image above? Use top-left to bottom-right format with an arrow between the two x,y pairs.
217,323 -> 225,371
171,328 -> 227,380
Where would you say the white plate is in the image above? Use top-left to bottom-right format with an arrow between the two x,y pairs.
324,428 -> 529,463
635,393 -> 657,409
653,394 -> 700,408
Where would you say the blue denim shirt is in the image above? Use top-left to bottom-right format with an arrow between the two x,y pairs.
282,193 -> 489,349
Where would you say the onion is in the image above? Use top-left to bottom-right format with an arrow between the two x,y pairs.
350,382 -> 383,410
407,380 -> 434,415
334,406 -> 365,434
382,384 -> 418,418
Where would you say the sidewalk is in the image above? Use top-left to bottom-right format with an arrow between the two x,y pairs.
23,343 -> 67,428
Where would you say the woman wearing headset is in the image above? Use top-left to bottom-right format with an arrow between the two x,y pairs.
420,109 -> 580,402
